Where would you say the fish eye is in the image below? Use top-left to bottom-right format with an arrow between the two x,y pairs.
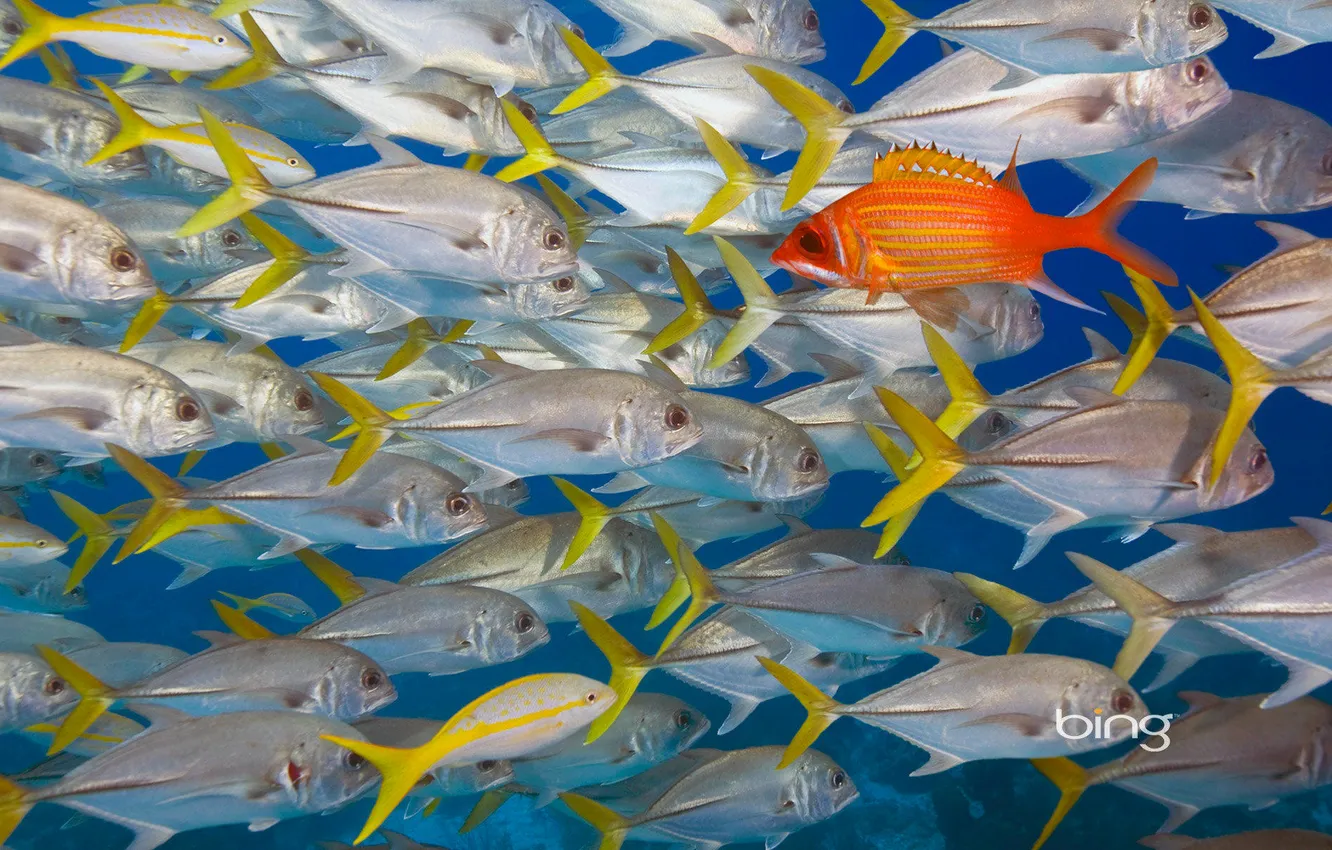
519,102 -> 538,122
585,691 -> 599,703
1321,150 -> 1332,175
796,227 -> 826,257
985,411 -> 1008,435
30,453 -> 49,469
1028,300 -> 1041,320
514,610 -> 535,633
506,480 -> 522,489
286,157 -> 300,167
830,769 -> 847,788
446,494 -> 472,516
175,398 -> 201,421
68,586 -> 85,600
552,276 -> 575,292
343,751 -> 366,770
967,604 -> 985,624
109,247 -> 138,272
803,9 -> 819,30
569,25 -> 585,40
36,538 -> 47,547
1247,446 -> 1268,474
542,227 -> 566,251
673,709 -> 693,729
1185,59 -> 1209,84
1111,688 -> 1135,714
44,676 -> 66,695
796,448 -> 820,473
221,229 -> 242,247
1,18 -> 20,35
1187,3 -> 1212,29
213,34 -> 228,44
477,760 -> 498,772
837,99 -> 853,114
293,388 -> 314,411
361,669 -> 384,690
664,403 -> 689,431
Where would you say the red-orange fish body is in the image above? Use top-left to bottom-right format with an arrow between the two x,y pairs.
772,143 -> 1177,309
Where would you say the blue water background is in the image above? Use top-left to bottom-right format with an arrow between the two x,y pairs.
4,1 -> 1332,848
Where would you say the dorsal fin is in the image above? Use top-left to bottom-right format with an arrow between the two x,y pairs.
872,142 -> 996,186
998,139 -> 1026,201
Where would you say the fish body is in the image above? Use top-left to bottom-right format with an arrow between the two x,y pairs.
93,197 -> 262,285
301,339 -> 486,410
358,265 -> 592,325
353,715 -> 515,798
1139,830 -> 1332,849
1213,0 -> 1332,57
0,447 -> 62,488
618,487 -> 822,547
62,641 -> 188,688
0,612 -> 103,654
0,561 -> 82,612
0,515 -> 65,566
588,0 -> 824,62
380,439 -> 530,507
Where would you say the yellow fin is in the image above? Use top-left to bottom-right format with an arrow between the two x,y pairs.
862,423 -> 922,556
856,0 -> 918,84
0,0 -> 67,72
104,444 -> 242,558
707,236 -> 779,370
745,64 -> 850,210
643,248 -> 717,355
211,598 -> 275,639
37,45 -> 77,91
551,27 -> 622,114
319,735 -> 438,844
560,793 -> 631,850
756,657 -> 842,769
570,601 -> 651,743
1111,267 -> 1179,394
0,772 -> 33,846
85,78 -> 161,165
307,373 -> 398,486
495,99 -> 561,183
862,389 -> 967,527
685,118 -> 760,235
294,549 -> 366,606
953,573 -> 1048,653
459,788 -> 513,833
652,534 -> 719,657
177,108 -> 273,238
205,13 -> 284,90
463,153 -> 489,172
645,513 -> 688,630
375,318 -> 472,381
921,322 -> 992,449
50,491 -> 119,591
177,449 -> 206,477
119,290 -> 172,353
551,477 -> 611,570
534,174 -> 593,251
1030,758 -> 1091,850
35,645 -> 115,755
230,213 -> 309,308
1065,552 -> 1176,681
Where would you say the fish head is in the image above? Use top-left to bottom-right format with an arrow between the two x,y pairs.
432,758 -> 515,795
1252,119 -> 1332,214
41,570 -> 88,613
62,221 -> 158,310
480,476 -> 531,509
470,593 -> 550,665
1139,57 -> 1232,137
771,210 -> 850,288
251,371 -> 325,440
507,269 -> 593,320
751,428 -> 828,502
3,653 -> 78,724
68,109 -> 153,184
955,283 -> 1045,363
781,749 -> 859,824
1201,426 -> 1274,509
11,311 -> 85,343
656,322 -> 753,389
612,385 -> 705,466
957,408 -> 1021,451
414,480 -> 489,543
922,572 -> 989,647
801,650 -> 898,687
126,381 -> 218,456
622,693 -> 711,764
490,94 -> 539,156
0,0 -> 21,51
291,722 -> 382,813
492,195 -> 580,284
757,0 -> 827,64
1057,664 -> 1149,750
0,448 -> 64,485
324,652 -> 397,719
521,4 -> 583,87
194,221 -> 264,275
1140,0 -> 1228,66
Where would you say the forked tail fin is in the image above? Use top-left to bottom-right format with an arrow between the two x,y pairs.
1073,159 -> 1177,288
757,657 -> 844,768
1029,757 -> 1091,850
953,573 -> 1050,653
570,602 -> 653,743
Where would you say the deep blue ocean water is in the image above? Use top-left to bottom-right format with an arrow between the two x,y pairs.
4,1 -> 1332,848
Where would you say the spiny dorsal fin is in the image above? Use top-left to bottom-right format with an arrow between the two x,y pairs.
872,141 -> 996,187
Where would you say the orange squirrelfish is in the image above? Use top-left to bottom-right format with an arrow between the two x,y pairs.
771,142 -> 1178,313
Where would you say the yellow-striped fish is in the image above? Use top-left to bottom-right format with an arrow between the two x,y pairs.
323,673 -> 614,844
0,0 -> 250,73
86,79 -> 313,186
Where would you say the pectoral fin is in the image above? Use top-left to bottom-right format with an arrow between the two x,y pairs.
305,505 -> 395,528
0,243 -> 46,275
11,407 -> 111,431
957,712 -> 1048,736
509,428 -> 611,453
1034,27 -> 1131,52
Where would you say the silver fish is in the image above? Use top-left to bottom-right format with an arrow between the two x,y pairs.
357,264 -> 593,325
93,196 -> 262,286
0,448 -> 62,488
318,828 -> 451,850
107,78 -> 257,128
1139,830 -> 1332,850
0,562 -> 84,613
0,612 -> 103,654
302,339 -> 487,411
353,715 -> 515,800
572,748 -> 725,812
63,641 -> 189,688
542,89 -> 690,159
380,439 -> 530,507
589,0 -> 824,62
1213,0 -> 1332,57
0,650 -> 77,732
614,487 -> 823,546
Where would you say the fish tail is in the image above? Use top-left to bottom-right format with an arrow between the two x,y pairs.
84,78 -> 162,165
1029,758 -> 1090,850
216,590 -> 257,613
559,792 -> 631,850
707,236 -> 780,369
569,602 -> 652,743
1187,289 -> 1274,489
462,152 -> 488,171
459,788 -> 514,833
177,108 -> 274,238
295,549 -> 367,605
104,445 -> 238,558
209,0 -> 260,18
1101,289 -> 1146,347
652,533 -> 719,658
230,213 -> 311,308
551,477 -> 613,570
118,289 -> 173,353
1064,552 -> 1178,682
319,735 -> 437,845
643,247 -> 719,356
211,598 -> 275,639
494,99 -> 562,183
49,491 -> 118,591
551,27 -> 623,114
861,425 -> 923,558
952,573 -> 1050,653
534,174 -> 593,250
856,0 -> 918,84
862,389 -> 967,527
920,323 -> 993,448
685,118 -> 761,235
0,774 -> 32,846
34,646 -> 116,755
374,318 -> 471,381
176,449 -> 207,476
1109,268 -> 1179,394
756,657 -> 843,769
645,513 -> 689,629
1074,158 -> 1178,287
306,373 -> 396,486
205,13 -> 286,90
745,64 -> 850,209
0,0 -> 66,72
37,45 -> 78,91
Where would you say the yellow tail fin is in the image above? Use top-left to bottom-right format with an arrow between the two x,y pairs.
0,0 -> 67,72
642,248 -> 718,356
552,477 -> 612,570
706,236 -> 780,369
205,13 -> 285,90
119,289 -> 173,353
862,389 -> 967,527
105,444 -> 243,559
856,0 -> 918,84
295,549 -> 366,605
534,174 -> 593,250
85,78 -> 161,165
495,99 -> 562,183
50,491 -> 120,591
319,735 -> 438,844
211,598 -> 276,640
176,449 -> 207,476
177,108 -> 274,238
645,513 -> 689,629
1188,289 -> 1274,489
0,773 -> 32,847
552,28 -> 623,114
375,318 -> 472,381
921,323 -> 993,446
1102,290 -> 1146,351
745,64 -> 850,209
862,424 -> 922,557
231,213 -> 310,308
756,657 -> 842,769
459,787 -> 514,833
1064,552 -> 1177,681
953,573 -> 1049,653
561,792 -> 632,850
1111,268 -> 1179,394
1030,757 -> 1091,850
307,373 -> 400,486
653,535 -> 719,657
569,601 -> 653,743
685,118 -> 761,235
463,152 -> 489,172
38,45 -> 78,91
35,646 -> 116,755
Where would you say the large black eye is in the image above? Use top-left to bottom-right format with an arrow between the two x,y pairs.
294,388 -> 314,411
1112,689 -> 1135,714
176,398 -> 200,421
212,34 -> 229,45
543,228 -> 566,251
447,494 -> 472,516
1028,300 -> 1041,320
830,769 -> 846,789
1185,59 -> 1209,84
1187,3 -> 1212,29
44,676 -> 66,695
664,404 -> 689,431
837,99 -> 853,114
967,604 -> 985,624
552,276 -> 574,292
585,691 -> 599,703
344,751 -> 366,769
569,24 -> 585,39
519,101 -> 537,122
515,610 -> 535,633
31,453 -> 50,469
797,228 -> 826,256
984,411 -> 1008,435
803,9 -> 819,29
796,448 -> 820,473
1,18 -> 21,35
1248,446 -> 1268,474
361,669 -> 384,689
674,709 -> 692,729
221,229 -> 242,247
110,247 -> 138,272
